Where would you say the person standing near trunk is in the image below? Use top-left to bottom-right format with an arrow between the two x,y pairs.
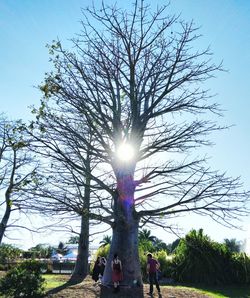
146,253 -> 161,297
111,253 -> 123,293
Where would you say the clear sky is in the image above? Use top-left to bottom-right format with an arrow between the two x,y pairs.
1,0 -> 250,250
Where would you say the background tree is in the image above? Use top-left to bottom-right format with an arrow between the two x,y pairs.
99,235 -> 112,247
56,241 -> 69,256
0,116 -> 40,244
138,229 -> 156,243
152,238 -> 169,253
0,244 -> 21,264
168,238 -> 181,253
138,229 -> 168,252
27,244 -> 53,259
25,118 -> 112,280
68,236 -> 80,244
33,0 -> 249,289
223,238 -> 241,253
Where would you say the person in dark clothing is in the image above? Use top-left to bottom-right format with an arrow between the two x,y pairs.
92,256 -> 102,282
111,253 -> 123,292
99,257 -> 107,281
146,253 -> 161,296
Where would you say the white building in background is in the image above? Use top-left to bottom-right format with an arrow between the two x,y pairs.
50,253 -> 63,261
50,243 -> 100,262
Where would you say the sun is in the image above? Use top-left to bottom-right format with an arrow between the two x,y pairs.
116,143 -> 135,161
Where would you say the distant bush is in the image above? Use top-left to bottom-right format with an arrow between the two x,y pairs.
0,244 -> 21,263
0,259 -> 45,297
230,252 -> 250,284
171,229 -> 250,285
155,250 -> 172,278
139,246 -> 148,281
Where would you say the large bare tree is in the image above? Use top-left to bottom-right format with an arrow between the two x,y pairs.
34,1 -> 249,290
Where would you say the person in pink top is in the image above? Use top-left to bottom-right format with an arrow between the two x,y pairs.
146,253 -> 161,296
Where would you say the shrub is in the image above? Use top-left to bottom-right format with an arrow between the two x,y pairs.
155,250 -> 172,278
171,229 -> 232,285
0,259 -> 45,297
0,244 -> 21,263
138,246 -> 148,281
230,252 -> 250,284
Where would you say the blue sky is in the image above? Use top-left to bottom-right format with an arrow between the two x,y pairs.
1,0 -> 250,249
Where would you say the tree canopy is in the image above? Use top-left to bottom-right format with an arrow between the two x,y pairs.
26,0 -> 250,288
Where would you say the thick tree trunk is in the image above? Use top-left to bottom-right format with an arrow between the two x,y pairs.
70,212 -> 89,281
102,168 -> 143,291
103,217 -> 142,287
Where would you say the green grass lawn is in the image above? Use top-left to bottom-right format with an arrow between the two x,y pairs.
43,275 -> 250,297
176,284 -> 250,298
43,274 -> 69,290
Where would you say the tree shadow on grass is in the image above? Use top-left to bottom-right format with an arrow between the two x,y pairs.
45,277 -> 100,298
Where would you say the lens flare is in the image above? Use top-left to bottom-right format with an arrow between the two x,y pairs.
116,143 -> 134,161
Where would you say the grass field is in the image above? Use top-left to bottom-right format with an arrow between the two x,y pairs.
43,275 -> 250,298
171,284 -> 250,298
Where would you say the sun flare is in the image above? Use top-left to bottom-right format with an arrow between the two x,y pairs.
116,143 -> 134,161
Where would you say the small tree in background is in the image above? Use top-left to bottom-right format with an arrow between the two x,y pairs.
27,244 -> 53,259
56,241 -> 69,256
223,238 -> 241,253
0,244 -> 21,264
68,235 -> 80,244
99,235 -> 112,247
169,239 -> 181,253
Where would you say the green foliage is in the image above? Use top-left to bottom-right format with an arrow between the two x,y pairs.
0,260 -> 45,298
171,229 -> 250,285
138,229 -> 168,253
153,239 -> 169,252
171,229 -> 232,284
223,238 -> 241,253
139,238 -> 154,253
139,249 -> 171,281
0,244 -> 21,263
68,236 -> 79,244
138,246 -> 148,280
155,250 -> 171,277
25,244 -> 53,259
94,244 -> 110,260
230,252 -> 250,284
169,238 -> 181,253
138,229 -> 156,243
99,235 -> 112,247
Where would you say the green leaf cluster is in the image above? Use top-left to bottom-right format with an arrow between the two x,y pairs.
171,229 -> 250,285
0,260 -> 45,297
0,244 -> 21,264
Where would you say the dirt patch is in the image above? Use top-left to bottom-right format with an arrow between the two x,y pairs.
45,276 -> 210,298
